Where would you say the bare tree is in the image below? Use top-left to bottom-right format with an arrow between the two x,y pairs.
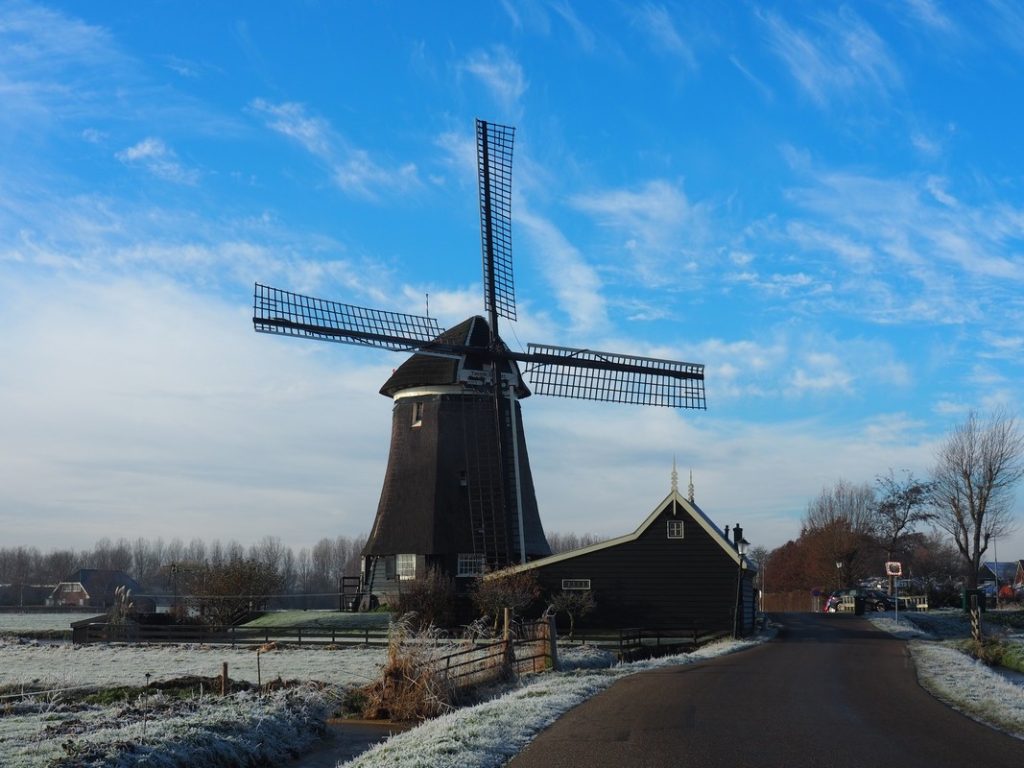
873,470 -> 933,593
930,409 -> 1024,588
802,479 -> 877,587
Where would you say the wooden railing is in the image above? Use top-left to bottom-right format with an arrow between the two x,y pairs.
617,627 -> 730,661
429,616 -> 557,690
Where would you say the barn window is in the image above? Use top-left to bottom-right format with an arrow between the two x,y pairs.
411,402 -> 424,427
561,579 -> 591,590
396,553 -> 417,580
667,519 -> 684,539
457,553 -> 486,577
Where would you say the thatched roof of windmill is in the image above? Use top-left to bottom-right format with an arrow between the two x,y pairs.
379,315 -> 530,398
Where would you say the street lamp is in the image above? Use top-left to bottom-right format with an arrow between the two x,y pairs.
835,560 -> 843,590
733,537 -> 750,638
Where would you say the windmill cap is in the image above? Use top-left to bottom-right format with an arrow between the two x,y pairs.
379,315 -> 530,398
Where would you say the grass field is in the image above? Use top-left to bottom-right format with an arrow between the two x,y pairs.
241,610 -> 392,631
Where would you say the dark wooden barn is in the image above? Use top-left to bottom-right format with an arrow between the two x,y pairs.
360,315 -> 551,602
505,480 -> 757,636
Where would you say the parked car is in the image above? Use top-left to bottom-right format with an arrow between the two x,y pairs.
823,588 -> 908,613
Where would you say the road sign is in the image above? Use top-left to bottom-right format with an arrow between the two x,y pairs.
885,561 -> 902,576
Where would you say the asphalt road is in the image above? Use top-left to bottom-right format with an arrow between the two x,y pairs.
508,612 -> 1022,768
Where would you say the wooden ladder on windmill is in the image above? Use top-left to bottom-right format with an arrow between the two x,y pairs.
464,396 -> 510,568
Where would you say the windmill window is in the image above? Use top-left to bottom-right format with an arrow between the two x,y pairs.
561,579 -> 591,590
667,520 -> 684,539
457,553 -> 486,577
396,553 -> 416,581
411,402 -> 424,428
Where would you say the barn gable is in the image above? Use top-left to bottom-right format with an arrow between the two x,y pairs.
506,488 -> 756,634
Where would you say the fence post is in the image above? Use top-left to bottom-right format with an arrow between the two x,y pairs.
546,614 -> 559,671
503,607 -> 514,675
221,661 -> 229,696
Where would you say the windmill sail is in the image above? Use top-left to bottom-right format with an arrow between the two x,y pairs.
477,120 -> 516,325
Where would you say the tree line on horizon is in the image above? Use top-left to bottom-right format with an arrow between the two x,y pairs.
0,530 -> 604,594
760,409 -> 1024,602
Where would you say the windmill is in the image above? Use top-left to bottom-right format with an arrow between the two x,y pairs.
253,119 -> 706,602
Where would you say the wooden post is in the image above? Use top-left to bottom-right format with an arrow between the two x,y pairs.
503,607 -> 514,675
970,594 -> 982,643
546,614 -> 559,671
256,651 -> 262,696
221,661 -> 229,696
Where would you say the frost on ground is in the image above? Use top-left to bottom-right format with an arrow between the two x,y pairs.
867,612 -> 1024,740
910,641 -> 1024,738
1,685 -> 330,768
341,634 -> 768,768
0,638 -> 386,690
0,639 -> 385,766
0,613 -> 100,634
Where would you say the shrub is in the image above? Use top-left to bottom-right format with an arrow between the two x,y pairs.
360,614 -> 455,722
549,590 -> 596,642
470,570 -> 540,631
391,567 -> 456,630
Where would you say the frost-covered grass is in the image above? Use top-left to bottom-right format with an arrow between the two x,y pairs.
0,612 -> 97,637
243,610 -> 392,631
867,612 -> 1024,739
341,634 -> 768,768
910,640 -> 1024,738
1,639 -> 383,767
0,638 -> 386,691
1,684 -> 330,768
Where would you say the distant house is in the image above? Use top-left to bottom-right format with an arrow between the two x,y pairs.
502,479 -> 757,636
0,583 -> 54,607
47,569 -> 141,609
979,561 -> 1019,588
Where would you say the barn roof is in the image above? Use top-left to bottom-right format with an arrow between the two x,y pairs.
379,315 -> 530,398
502,488 -> 755,574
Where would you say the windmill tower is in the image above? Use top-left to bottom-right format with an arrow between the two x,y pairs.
253,120 -> 706,603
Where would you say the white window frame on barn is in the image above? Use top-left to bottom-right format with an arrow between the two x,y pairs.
396,553 -> 417,580
457,553 -> 486,577
561,579 -> 591,590
667,519 -> 684,539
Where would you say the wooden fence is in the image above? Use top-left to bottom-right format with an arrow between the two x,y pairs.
617,627 -> 730,662
72,622 -> 389,646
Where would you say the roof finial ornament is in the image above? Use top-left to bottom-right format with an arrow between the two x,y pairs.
688,469 -> 695,503
671,456 -> 679,493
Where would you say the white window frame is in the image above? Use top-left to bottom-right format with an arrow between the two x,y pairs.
561,579 -> 591,590
667,519 -> 684,539
396,553 -> 417,581
411,402 -> 424,428
457,553 -> 486,577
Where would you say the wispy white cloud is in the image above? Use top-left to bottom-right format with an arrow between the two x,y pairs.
903,0 -> 958,34
628,2 -> 696,68
516,204 -> 607,337
250,99 -> 421,200
758,7 -> 901,106
550,0 -> 597,52
115,137 -> 200,185
729,54 -> 774,100
570,179 -> 709,287
461,46 -> 528,112
986,0 -> 1024,54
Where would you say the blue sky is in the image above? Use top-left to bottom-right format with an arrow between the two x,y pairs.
2,0 -> 1023,560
